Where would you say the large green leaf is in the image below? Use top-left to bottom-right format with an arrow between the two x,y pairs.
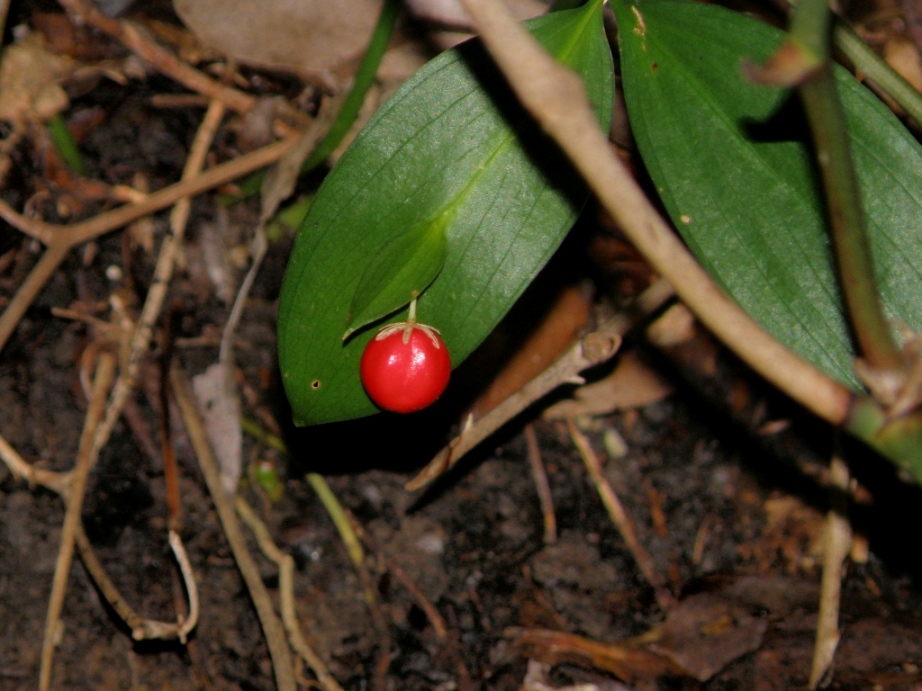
278,0 -> 613,425
613,0 -> 922,390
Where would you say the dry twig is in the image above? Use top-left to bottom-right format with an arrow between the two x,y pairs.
0,431 -> 198,645
57,0 -> 255,115
81,97 -> 228,502
171,364 -> 297,691
524,423 -> 556,545
457,0 -> 851,426
809,449 -> 852,689
7,344 -> 203,689
0,134 -> 298,353
408,330 -> 621,491
39,349 -> 116,691
407,280 -> 675,491
0,432 -> 72,494
235,495 -> 344,691
567,418 -> 673,610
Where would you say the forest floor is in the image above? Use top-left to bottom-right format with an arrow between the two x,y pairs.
1,0 -> 922,689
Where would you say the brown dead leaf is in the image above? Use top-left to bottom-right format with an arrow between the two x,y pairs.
173,0 -> 385,83
648,592 -> 768,682
471,284 -> 592,417
883,38 -> 922,93
543,350 -> 673,419
0,31 -> 73,123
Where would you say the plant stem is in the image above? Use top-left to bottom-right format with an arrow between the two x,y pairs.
301,0 -> 400,172
457,0 -> 851,425
792,0 -> 904,375
785,0 -> 922,128
226,0 -> 400,203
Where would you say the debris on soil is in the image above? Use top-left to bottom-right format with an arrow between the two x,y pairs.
1,1 -> 922,690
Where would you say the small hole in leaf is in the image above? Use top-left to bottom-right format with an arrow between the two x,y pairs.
311,380 -> 321,390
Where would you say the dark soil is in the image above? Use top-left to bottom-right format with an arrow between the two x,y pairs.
2,2 -> 922,690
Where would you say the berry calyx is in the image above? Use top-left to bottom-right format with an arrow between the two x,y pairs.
360,319 -> 451,413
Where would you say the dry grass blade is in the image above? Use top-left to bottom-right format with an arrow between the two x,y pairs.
567,418 -> 673,610
171,365 -> 297,691
809,450 -> 853,688
235,496 -> 345,691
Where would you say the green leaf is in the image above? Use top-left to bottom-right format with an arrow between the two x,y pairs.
613,0 -> 922,390
278,0 -> 613,425
344,218 -> 448,340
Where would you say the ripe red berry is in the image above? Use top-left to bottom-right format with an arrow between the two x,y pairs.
360,321 -> 451,413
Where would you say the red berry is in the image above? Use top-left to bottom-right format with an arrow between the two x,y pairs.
360,322 -> 451,413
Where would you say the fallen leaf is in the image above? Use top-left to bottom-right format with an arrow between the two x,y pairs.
173,0 -> 385,83
648,592 -> 768,682
0,31 -> 72,123
513,628 -> 675,684
544,350 -> 673,419
471,284 -> 592,417
883,38 -> 922,93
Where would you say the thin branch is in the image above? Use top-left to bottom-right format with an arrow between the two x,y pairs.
456,0 -> 852,427
567,418 -> 673,610
0,435 -> 194,642
39,350 -> 116,691
57,0 -> 256,116
789,0 -> 905,381
407,329 -> 621,491
72,521 -> 198,641
0,135 -> 299,353
85,98 -> 227,495
171,364 -> 297,691
235,496 -> 344,691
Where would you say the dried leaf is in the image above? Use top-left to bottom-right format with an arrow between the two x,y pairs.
174,0 -> 384,81
0,32 -> 72,123
544,350 -> 672,419
648,593 -> 768,682
192,363 -> 242,494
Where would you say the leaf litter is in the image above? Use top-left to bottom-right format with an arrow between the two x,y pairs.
0,0 -> 921,689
